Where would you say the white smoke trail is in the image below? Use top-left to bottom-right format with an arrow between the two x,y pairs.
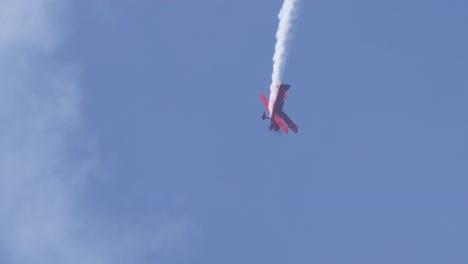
268,0 -> 300,116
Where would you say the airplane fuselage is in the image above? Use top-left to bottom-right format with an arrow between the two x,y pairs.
260,83 -> 298,134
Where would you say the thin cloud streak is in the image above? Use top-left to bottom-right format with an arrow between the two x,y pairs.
0,0 -> 105,263
0,0 -> 190,263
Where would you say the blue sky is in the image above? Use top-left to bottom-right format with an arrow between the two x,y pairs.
1,0 -> 467,263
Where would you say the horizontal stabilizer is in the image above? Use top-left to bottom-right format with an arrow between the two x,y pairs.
278,83 -> 291,91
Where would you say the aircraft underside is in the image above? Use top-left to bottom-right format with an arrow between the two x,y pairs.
260,83 -> 298,134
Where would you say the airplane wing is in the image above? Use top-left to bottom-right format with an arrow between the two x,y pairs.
273,112 -> 288,133
260,92 -> 269,111
279,110 -> 298,133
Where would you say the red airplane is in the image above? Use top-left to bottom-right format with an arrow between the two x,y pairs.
260,83 -> 298,134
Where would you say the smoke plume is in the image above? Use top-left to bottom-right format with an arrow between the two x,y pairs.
268,0 -> 300,116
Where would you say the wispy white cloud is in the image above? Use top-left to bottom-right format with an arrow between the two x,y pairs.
0,0 -> 190,263
0,0 -> 100,263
